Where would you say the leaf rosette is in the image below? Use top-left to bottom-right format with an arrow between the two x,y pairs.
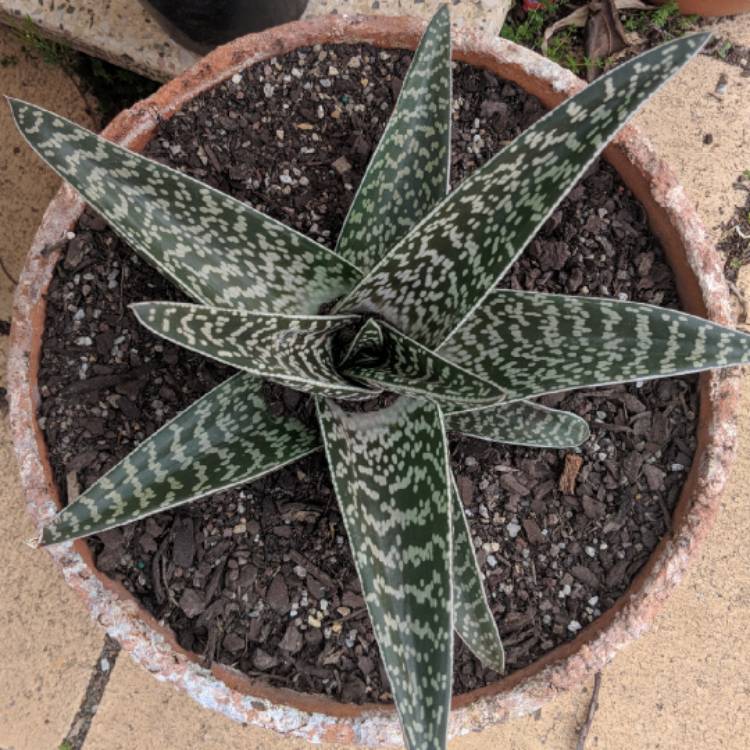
12,9 -> 742,750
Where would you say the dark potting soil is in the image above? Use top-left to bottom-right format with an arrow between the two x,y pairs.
38,43 -> 698,703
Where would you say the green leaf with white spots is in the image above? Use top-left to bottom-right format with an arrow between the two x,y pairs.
335,5 -> 451,273
131,302 -> 373,400
40,374 -> 320,545
343,318 -> 505,409
440,290 -> 750,401
9,99 -> 362,315
339,317 -> 385,369
317,396 -> 453,750
337,34 -> 709,348
446,400 -> 590,448
450,475 -> 505,673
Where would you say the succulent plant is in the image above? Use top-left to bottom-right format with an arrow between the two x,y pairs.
10,7 -> 746,749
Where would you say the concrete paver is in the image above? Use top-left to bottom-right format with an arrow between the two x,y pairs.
0,0 -> 198,81
303,1 -> 513,36
634,54 -> 750,228
85,652 -> 590,750
0,25 -> 104,749
84,654 -> 349,750
0,425 -> 102,750
0,0 -> 513,83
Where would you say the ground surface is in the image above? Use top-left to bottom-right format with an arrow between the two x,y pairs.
1,10 -> 750,750
0,0 -> 512,81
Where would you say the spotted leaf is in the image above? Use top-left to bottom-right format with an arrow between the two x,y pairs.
343,318 -> 505,409
337,34 -> 709,348
440,290 -> 750,400
131,302 -> 372,399
335,5 -> 451,273
339,316 -> 385,369
450,475 -> 505,672
317,396 -> 453,750
9,99 -> 362,314
40,374 -> 320,545
446,400 -> 590,448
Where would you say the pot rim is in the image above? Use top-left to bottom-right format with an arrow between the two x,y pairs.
7,13 -> 741,747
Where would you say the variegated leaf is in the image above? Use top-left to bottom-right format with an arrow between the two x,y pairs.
337,34 -> 709,348
131,302 -> 373,400
339,317 -> 385,369
41,374 -> 319,545
446,400 -> 590,448
440,290 -> 750,400
335,5 -> 451,273
450,475 -> 505,672
317,396 -> 453,750
9,99 -> 362,315
343,319 -> 505,409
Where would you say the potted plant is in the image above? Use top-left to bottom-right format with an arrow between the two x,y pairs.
8,7 -> 746,748
138,0 -> 310,53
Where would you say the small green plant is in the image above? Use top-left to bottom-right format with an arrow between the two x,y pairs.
11,16 -> 157,125
623,2 -> 699,37
11,8 -> 738,750
651,0 -> 680,29
500,0 -> 558,49
13,16 -> 76,68
716,39 -> 734,59
545,27 -> 581,70
500,3 -> 601,77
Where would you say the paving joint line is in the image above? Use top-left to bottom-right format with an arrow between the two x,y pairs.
60,634 -> 121,750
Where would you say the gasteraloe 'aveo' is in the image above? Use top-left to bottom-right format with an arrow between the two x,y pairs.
12,8 -> 743,749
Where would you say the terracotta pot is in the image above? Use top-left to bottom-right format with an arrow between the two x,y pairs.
653,0 -> 750,16
8,13 -> 741,747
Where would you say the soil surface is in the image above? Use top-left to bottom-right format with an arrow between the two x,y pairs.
38,43 -> 698,704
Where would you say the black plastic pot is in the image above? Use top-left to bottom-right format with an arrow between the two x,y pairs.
139,0 -> 310,54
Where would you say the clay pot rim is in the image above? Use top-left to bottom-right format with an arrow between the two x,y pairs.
7,13 -> 740,748
657,0 -> 750,17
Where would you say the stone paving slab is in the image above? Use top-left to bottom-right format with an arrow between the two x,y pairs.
0,0 -> 512,84
0,24 -> 105,749
302,1 -> 513,37
0,424 -> 102,750
634,55 -> 749,227
84,650 -> 590,750
0,0 -> 198,81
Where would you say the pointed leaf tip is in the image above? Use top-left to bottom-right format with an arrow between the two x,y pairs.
41,374 -> 321,545
450,476 -> 505,673
447,400 -> 590,449
11,100 -> 361,317
442,290 -> 750,401
334,0 -> 452,273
